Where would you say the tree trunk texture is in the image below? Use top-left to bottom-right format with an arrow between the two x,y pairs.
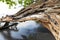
0,0 -> 60,40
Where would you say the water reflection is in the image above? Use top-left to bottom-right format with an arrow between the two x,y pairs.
0,21 -> 55,40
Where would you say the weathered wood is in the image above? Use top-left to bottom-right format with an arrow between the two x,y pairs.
0,0 -> 60,40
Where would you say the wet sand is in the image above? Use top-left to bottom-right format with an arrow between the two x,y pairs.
29,25 -> 55,40
0,21 -> 55,40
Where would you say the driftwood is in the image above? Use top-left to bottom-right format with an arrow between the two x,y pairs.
0,22 -> 18,30
0,0 -> 60,40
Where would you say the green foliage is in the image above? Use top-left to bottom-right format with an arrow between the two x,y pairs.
0,0 -> 34,8
24,0 -> 33,7
0,0 -> 16,7
18,0 -> 34,7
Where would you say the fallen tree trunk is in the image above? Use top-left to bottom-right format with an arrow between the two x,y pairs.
0,0 -> 60,40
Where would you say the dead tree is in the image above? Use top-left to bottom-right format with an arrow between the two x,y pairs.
0,0 -> 60,40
